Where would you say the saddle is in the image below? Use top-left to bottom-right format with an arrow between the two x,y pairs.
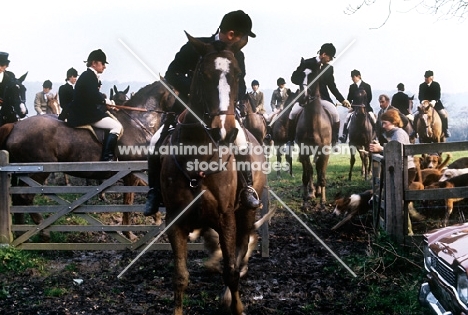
68,112 -> 123,144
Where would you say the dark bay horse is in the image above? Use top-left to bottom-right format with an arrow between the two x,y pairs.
348,104 -> 375,180
110,85 -> 130,105
269,95 -> 295,179
0,72 -> 28,126
415,100 -> 444,144
0,80 -> 177,238
295,78 -> 331,204
159,33 -> 266,315
237,97 -> 267,144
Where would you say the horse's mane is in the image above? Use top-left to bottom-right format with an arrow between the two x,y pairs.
124,82 -> 161,107
353,90 -> 368,106
212,40 -> 228,52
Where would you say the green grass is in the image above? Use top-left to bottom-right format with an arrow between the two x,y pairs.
44,287 -> 68,297
0,246 -> 46,273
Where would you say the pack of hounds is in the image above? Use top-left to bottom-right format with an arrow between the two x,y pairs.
332,153 -> 468,230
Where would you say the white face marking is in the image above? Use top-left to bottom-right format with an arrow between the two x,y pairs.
215,57 -> 231,140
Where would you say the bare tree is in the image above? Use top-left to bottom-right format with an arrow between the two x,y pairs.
345,0 -> 468,28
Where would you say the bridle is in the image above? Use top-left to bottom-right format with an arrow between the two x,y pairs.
169,45 -> 239,188
191,47 -> 237,124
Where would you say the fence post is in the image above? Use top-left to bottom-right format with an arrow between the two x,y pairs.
384,141 -> 404,243
0,150 -> 12,245
372,154 -> 383,233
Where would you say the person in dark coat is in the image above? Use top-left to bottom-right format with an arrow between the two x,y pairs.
391,83 -> 412,116
0,51 -> 27,125
58,67 -> 78,121
339,69 -> 375,143
418,70 -> 450,137
145,10 -> 259,216
67,49 -> 122,161
288,43 -> 349,146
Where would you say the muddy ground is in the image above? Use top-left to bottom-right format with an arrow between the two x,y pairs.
0,176 -> 438,315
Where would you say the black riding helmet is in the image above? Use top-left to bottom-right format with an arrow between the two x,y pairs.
319,43 -> 336,58
43,80 -> 53,89
66,67 -> 78,80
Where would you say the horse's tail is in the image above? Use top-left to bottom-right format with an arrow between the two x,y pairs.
0,123 -> 15,148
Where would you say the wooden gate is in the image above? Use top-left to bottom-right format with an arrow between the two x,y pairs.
0,150 -> 270,256
372,140 -> 468,244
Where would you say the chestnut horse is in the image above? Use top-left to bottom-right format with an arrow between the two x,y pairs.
159,33 -> 266,315
0,80 -> 177,239
295,75 -> 331,204
415,100 -> 444,144
347,103 -> 376,181
236,97 -> 267,144
47,93 -> 60,115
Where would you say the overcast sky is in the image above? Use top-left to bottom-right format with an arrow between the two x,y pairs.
4,0 -> 468,99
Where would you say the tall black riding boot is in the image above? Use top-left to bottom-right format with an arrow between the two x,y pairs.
439,112 -> 450,137
144,115 -> 176,216
332,121 -> 341,146
144,153 -> 163,216
339,118 -> 349,143
264,125 -> 272,142
239,168 -> 260,209
101,133 -> 119,161
287,118 -> 296,146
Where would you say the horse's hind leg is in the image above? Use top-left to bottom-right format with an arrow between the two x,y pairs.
11,173 -> 49,241
315,154 -> 329,204
167,225 -> 189,315
359,150 -> 368,180
299,155 -> 315,201
122,174 -> 143,241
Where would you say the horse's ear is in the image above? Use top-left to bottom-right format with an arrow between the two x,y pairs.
113,85 -> 118,94
123,86 -> 130,94
18,72 -> 28,83
185,31 -> 209,55
110,88 -> 114,99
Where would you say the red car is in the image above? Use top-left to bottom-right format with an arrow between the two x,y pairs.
419,222 -> 468,314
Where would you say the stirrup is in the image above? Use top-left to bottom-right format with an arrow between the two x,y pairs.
240,186 -> 261,208
244,186 -> 259,200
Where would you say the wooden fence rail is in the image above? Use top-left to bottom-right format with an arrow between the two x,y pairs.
372,140 -> 468,244
0,150 -> 270,256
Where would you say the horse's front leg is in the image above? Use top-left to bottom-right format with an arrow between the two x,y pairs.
235,206 -> 256,278
218,212 -> 244,315
167,225 -> 190,315
349,151 -> 356,181
122,174 -> 141,241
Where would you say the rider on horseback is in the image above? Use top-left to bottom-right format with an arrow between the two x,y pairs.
144,10 -> 260,216
58,67 -> 78,121
339,69 -> 376,143
417,70 -> 450,138
0,52 -> 28,125
34,80 -> 54,115
287,43 -> 348,147
66,49 -> 123,161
